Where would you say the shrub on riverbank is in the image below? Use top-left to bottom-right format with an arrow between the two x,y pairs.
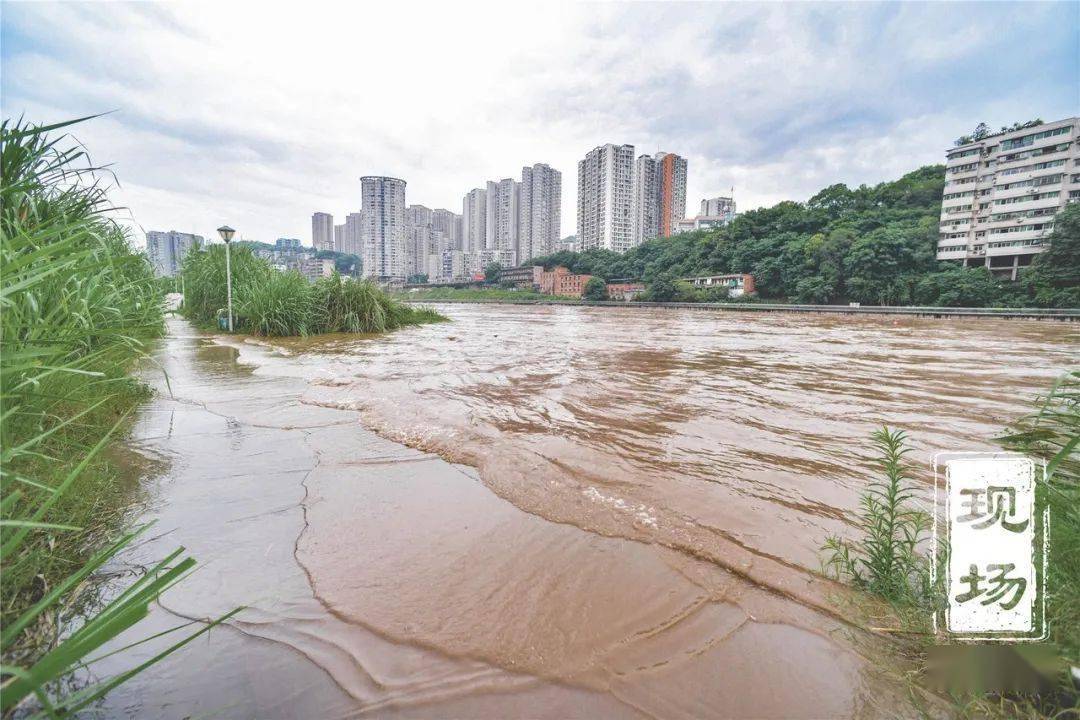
996,371 -> 1079,678
1,117 -> 228,715
180,249 -> 445,336
822,427 -> 933,606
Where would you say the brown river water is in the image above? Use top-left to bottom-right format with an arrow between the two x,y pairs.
98,305 -> 1076,719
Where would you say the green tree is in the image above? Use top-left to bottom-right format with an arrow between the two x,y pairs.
582,277 -> 608,300
794,276 -> 833,304
645,274 -> 679,301
843,226 -> 929,305
912,265 -> 1008,307
483,262 -> 502,285
1023,203 -> 1080,308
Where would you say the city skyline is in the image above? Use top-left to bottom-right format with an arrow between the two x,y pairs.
1,3 -> 1076,245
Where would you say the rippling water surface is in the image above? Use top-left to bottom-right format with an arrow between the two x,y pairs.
106,307 -> 1076,718
275,305 -> 1075,576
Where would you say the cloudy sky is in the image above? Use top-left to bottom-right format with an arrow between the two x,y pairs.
2,2 -> 1077,246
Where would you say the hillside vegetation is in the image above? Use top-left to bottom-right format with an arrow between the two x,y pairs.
533,166 -> 1079,308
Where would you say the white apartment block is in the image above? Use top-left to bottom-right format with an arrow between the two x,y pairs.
333,223 -> 345,253
462,188 -> 487,253
577,143 -> 635,253
406,204 -> 433,227
311,212 -> 334,251
360,176 -> 407,282
406,225 -> 430,279
441,249 -> 468,281
145,230 -> 203,276
344,212 -> 364,257
432,208 -> 463,250
632,154 -> 660,246
938,117 -> 1079,280
405,204 -> 435,279
701,196 -> 736,220
468,249 -> 516,275
486,178 -> 519,265
518,163 -> 562,261
674,196 -> 737,235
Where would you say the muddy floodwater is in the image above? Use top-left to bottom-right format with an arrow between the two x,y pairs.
101,306 -> 1076,719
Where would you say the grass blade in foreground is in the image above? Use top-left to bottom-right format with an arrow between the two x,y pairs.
1,116 -> 235,716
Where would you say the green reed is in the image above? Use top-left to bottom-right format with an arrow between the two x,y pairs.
1,116 -> 235,718
823,426 -> 933,606
180,248 -> 446,336
996,371 -> 1079,678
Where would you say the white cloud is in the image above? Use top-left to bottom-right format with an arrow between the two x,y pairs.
2,1 -> 1075,246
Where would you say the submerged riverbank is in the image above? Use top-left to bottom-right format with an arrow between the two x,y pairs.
97,306 -> 1076,717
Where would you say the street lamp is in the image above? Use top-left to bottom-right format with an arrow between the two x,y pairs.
217,225 -> 235,332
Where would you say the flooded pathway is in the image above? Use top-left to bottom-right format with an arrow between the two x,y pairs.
98,308 -> 1076,718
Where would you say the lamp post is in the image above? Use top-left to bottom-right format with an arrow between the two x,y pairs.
217,225 -> 235,331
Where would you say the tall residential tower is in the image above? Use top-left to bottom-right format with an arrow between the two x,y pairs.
518,163 -> 562,261
145,230 -> 203,276
432,208 -> 463,250
311,212 -> 334,251
577,143 -> 635,253
360,176 -> 407,282
631,151 -> 687,246
632,154 -> 660,246
486,178 -> 519,264
462,188 -> 487,253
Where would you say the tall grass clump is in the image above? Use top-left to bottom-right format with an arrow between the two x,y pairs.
997,370 -> 1079,673
1,116 -> 233,716
239,268 -> 317,336
823,427 -> 933,606
180,249 -> 446,336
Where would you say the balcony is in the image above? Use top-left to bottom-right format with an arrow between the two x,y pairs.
992,183 -> 1045,200
990,198 -> 1062,215
984,242 -> 1046,258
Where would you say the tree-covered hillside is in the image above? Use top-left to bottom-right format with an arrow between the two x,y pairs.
533,166 -> 1078,307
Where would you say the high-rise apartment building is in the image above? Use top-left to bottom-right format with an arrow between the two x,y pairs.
405,204 -> 434,279
334,223 -> 345,253
312,212 -> 334,251
631,151 -> 687,246
344,212 -> 364,257
145,230 -> 203,276
632,154 -> 660,246
518,163 -> 562,261
406,204 -> 433,228
577,144 -> 635,253
432,208 -> 463,250
656,152 -> 687,238
938,117 -> 1079,280
360,176 -> 407,281
486,178 -> 519,265
462,187 -> 487,253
